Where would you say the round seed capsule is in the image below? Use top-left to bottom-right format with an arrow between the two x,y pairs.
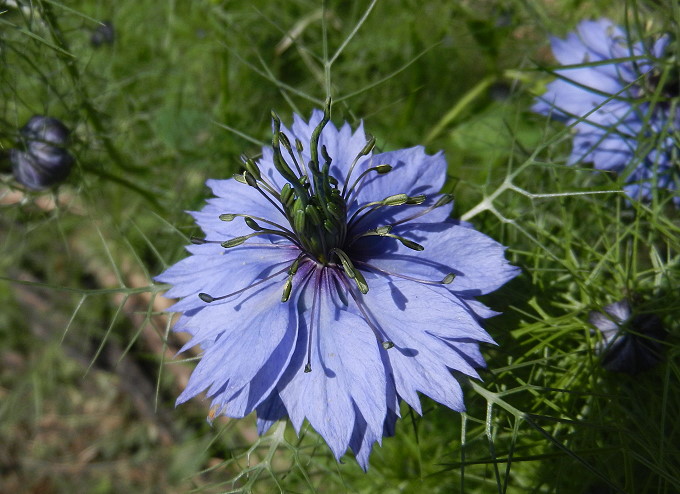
21,115 -> 70,147
91,21 -> 115,47
10,116 -> 74,190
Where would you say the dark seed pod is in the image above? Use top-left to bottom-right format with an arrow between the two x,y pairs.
21,115 -> 70,147
91,21 -> 115,47
589,300 -> 666,375
10,116 -> 74,190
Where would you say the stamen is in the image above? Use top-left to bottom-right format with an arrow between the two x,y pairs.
281,254 -> 305,302
442,273 -> 456,284
305,270 -> 323,373
271,114 -> 299,180
198,264 -> 291,303
281,279 -> 293,303
240,170 -> 290,220
220,213 -> 296,237
304,203 -> 330,262
190,236 -> 293,248
244,217 -> 262,231
240,155 -> 280,197
221,228 -> 300,249
191,242 -> 300,250
293,209 -> 306,234
326,201 -> 344,222
335,272 -> 394,349
346,193 -> 426,228
331,248 -> 369,294
343,163 -> 391,201
279,183 -> 295,208
294,138 -> 310,181
271,114 -> 308,203
306,204 -> 323,225
330,272 -> 349,306
348,229 -> 424,251
388,194 -> 454,228
243,170 -> 258,187
242,155 -> 262,181
341,135 -> 377,197
277,132 -> 304,177
354,260 -> 456,286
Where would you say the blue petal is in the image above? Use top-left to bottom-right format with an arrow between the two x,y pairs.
550,21 -> 636,81
214,326 -> 297,418
352,147 -> 447,207
291,109 -> 325,142
320,121 -> 371,183
176,268 -> 298,408
534,80 -> 611,121
652,35 -> 671,58
534,18 -> 652,122
348,405 -> 387,471
354,219 -> 519,296
461,298 -> 501,319
277,270 -> 387,460
362,278 -> 494,413
286,109 -> 370,187
347,193 -> 453,236
555,65 -> 624,97
156,243 -> 299,307
578,20 -> 634,63
256,391 -> 288,435
192,178 -> 291,241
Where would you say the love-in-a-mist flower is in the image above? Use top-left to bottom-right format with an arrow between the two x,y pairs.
533,19 -> 679,204
156,105 -> 519,469
589,300 -> 666,374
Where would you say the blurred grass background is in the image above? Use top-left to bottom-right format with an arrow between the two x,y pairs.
0,0 -> 678,492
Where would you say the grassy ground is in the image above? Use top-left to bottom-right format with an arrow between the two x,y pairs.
1,0 -> 678,492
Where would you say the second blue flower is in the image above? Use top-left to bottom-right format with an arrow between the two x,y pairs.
533,19 -> 679,204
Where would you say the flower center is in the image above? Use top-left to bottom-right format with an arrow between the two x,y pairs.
270,110 -> 349,265
195,101 -> 456,304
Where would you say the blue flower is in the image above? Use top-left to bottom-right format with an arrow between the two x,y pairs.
533,19 -> 679,204
156,107 -> 519,469
589,300 -> 666,374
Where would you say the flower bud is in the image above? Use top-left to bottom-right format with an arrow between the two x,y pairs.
21,115 -> 70,147
11,116 -> 74,190
590,300 -> 667,375
91,21 -> 115,47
